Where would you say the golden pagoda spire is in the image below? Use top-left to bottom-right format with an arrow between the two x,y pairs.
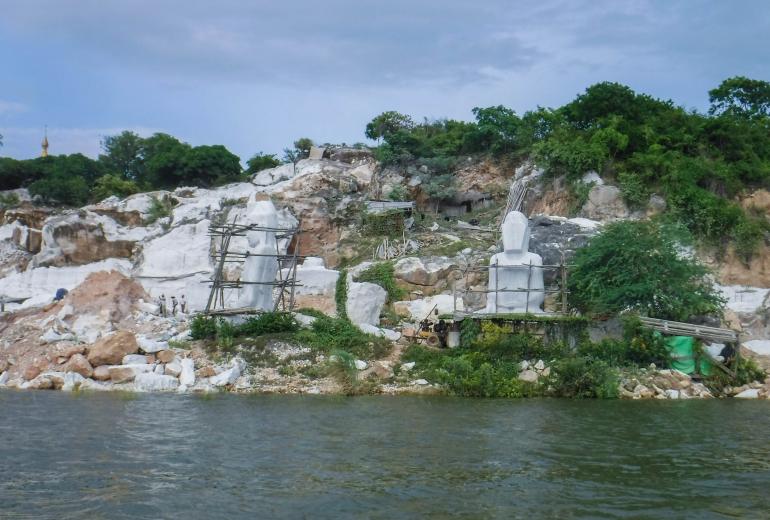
41,126 -> 49,157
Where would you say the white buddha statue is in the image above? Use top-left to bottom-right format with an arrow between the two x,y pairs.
239,197 -> 279,311
484,211 -> 544,313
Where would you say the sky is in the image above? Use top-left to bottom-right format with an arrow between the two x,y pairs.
0,0 -> 769,163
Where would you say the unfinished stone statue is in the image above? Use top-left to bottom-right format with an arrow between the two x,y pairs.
484,211 -> 544,313
239,197 -> 279,311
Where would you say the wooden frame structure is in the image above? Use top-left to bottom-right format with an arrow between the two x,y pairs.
451,254 -> 572,319
204,219 -> 303,315
639,316 -> 740,376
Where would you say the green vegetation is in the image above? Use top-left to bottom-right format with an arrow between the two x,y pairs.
245,152 -> 280,175
335,268 -> 348,319
294,314 -> 391,360
353,262 -> 405,303
0,192 -> 20,208
189,312 -> 299,341
403,318 -> 670,399
91,173 -> 140,201
569,220 -> 725,320
145,195 -> 175,225
361,210 -> 405,238
367,76 -> 770,257
191,311 -> 390,367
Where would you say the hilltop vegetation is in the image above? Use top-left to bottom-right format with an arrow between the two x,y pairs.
368,76 -> 770,258
1,77 -> 769,259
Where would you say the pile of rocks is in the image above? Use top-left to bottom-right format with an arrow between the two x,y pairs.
0,328 -> 249,393
518,359 -> 550,383
619,368 -> 714,399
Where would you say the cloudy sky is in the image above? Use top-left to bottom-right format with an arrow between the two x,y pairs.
0,0 -> 768,162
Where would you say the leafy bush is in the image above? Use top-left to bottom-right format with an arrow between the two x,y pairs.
0,192 -> 20,208
145,195 -> 174,225
569,220 -> 725,320
190,315 -> 218,340
361,210 -> 404,237
29,173 -> 90,206
295,315 -> 391,360
91,173 -> 140,202
353,262 -> 405,303
245,152 -> 280,175
617,171 -> 649,207
236,312 -> 299,336
547,357 -> 619,398
335,268 -> 348,319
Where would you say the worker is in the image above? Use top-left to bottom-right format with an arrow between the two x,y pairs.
159,294 -> 167,317
434,319 -> 448,348
180,294 -> 187,314
171,296 -> 178,316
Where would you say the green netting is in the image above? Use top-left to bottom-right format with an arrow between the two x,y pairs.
664,335 -> 696,374
698,356 -> 713,377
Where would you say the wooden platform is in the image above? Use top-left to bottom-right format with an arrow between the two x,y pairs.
639,317 -> 738,343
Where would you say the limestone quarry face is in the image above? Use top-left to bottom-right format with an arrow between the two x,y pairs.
34,211 -> 138,267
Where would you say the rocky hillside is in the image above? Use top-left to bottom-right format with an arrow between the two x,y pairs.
1,148 -> 769,394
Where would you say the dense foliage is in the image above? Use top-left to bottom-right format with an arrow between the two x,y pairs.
569,220 -> 725,320
367,76 -> 770,256
0,131 -> 248,206
353,262 -> 405,303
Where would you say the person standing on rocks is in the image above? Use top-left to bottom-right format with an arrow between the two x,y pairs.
159,294 -> 167,317
180,295 -> 187,314
171,296 -> 178,316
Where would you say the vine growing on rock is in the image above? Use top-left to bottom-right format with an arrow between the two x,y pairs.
335,268 -> 348,320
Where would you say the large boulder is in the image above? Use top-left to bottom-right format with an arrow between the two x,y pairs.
134,372 -> 180,392
346,281 -> 387,327
393,257 -> 456,293
87,331 -> 139,367
63,353 -> 93,378
394,294 -> 462,321
210,357 -> 246,387
34,211 -> 137,267
179,358 -> 195,387
581,185 -> 629,221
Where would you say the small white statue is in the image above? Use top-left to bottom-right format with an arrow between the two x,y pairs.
239,197 -> 279,311
484,211 -> 544,313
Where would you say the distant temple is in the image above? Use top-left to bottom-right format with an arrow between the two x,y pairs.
41,127 -> 49,157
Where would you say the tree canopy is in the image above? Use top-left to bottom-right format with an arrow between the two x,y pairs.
568,220 -> 725,321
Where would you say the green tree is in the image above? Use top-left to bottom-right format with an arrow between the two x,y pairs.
182,145 -> 242,187
365,111 -> 414,142
709,76 -> 770,119
282,147 -> 300,174
569,220 -> 724,320
99,131 -> 145,180
91,173 -> 140,201
293,137 -> 314,159
467,105 -> 521,154
142,133 -> 191,188
245,152 -> 280,175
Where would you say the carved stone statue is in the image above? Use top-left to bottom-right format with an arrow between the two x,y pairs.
484,211 -> 544,313
239,197 -> 279,310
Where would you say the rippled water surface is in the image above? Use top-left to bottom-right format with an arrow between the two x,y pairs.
1,392 -> 769,519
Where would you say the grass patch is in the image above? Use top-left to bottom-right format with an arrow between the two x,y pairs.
295,314 -> 391,360
353,262 -> 405,302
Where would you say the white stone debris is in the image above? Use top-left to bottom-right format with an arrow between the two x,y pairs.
210,357 -> 246,387
134,372 -> 180,392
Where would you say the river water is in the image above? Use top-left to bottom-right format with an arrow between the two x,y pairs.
1,392 -> 768,519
